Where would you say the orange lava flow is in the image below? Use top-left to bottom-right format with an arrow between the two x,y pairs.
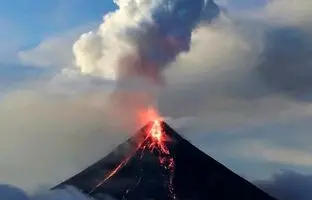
89,109 -> 176,199
147,120 -> 169,154
146,120 -> 176,199
88,137 -> 149,194
89,156 -> 131,194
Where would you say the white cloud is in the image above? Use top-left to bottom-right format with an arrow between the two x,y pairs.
0,89 -> 131,192
72,0 -> 220,81
256,171 -> 312,200
261,0 -> 312,28
31,186 -> 93,200
230,139 -> 312,167
18,24 -> 96,68
0,184 -> 119,200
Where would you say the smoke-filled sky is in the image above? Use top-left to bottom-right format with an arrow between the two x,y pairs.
1,0 -> 312,199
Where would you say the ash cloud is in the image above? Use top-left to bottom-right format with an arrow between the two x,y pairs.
157,0 -> 312,125
73,0 -> 220,128
73,0 -> 219,82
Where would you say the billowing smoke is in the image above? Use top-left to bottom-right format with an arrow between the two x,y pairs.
73,0 -> 219,81
73,0 -> 220,128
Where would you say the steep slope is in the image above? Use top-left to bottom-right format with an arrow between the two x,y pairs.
54,121 -> 277,200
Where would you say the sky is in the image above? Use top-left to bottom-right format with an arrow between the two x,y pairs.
0,0 -> 116,91
0,0 -> 116,44
1,0 -> 312,199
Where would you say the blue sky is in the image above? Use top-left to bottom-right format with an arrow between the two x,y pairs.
0,0 -> 115,54
0,0 -> 116,90
0,0 -> 268,53
0,0 -> 116,47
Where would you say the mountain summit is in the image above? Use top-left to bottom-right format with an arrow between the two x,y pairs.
54,121 -> 277,200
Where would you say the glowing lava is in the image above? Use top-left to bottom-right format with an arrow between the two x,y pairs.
88,137 -> 149,195
146,120 -> 176,199
89,112 -> 176,199
151,120 -> 163,143
147,120 -> 170,154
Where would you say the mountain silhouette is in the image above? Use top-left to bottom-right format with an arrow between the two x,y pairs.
54,121 -> 277,200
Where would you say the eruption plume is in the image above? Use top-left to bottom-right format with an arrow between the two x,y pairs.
73,0 -> 220,129
73,0 -> 219,82
71,1 -> 219,194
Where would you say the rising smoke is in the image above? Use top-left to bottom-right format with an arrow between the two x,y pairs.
73,0 -> 219,81
73,0 -> 220,129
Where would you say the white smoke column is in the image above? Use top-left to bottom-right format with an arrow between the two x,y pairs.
73,0 -> 219,128
73,0 -> 219,81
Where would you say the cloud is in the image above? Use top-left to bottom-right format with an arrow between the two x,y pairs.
32,186 -> 89,200
155,0 -> 312,128
0,88 -> 133,192
70,0 -> 221,131
157,16 -> 312,130
260,0 -> 312,27
21,0 -> 312,102
0,184 -> 117,200
0,185 -> 29,200
228,139 -> 312,167
17,0 -> 312,103
2,171 -> 312,200
254,0 -> 312,100
18,24 -> 96,68
256,171 -> 312,200
72,0 -> 219,81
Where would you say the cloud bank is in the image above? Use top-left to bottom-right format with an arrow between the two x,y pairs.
2,171 -> 312,200
256,171 -> 312,200
0,185 -> 117,200
0,89 -> 131,192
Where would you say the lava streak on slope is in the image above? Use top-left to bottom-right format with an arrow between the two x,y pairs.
89,112 -> 177,199
147,119 -> 176,200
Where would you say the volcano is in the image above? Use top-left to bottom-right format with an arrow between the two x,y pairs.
54,121 -> 277,200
